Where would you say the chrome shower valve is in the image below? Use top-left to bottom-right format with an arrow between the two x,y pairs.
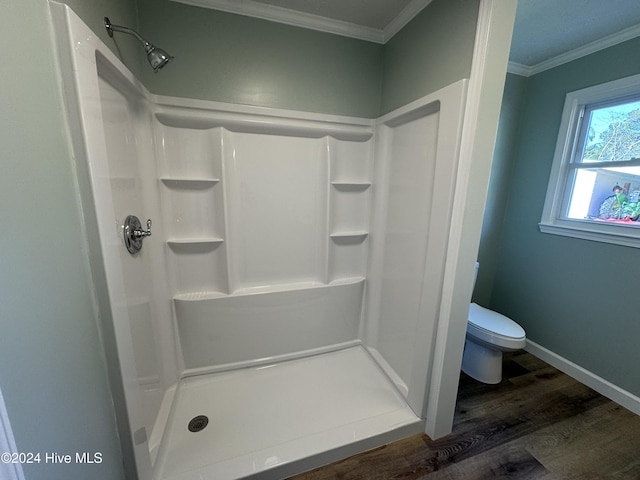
123,215 -> 152,254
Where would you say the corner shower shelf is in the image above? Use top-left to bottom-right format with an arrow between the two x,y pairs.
160,177 -> 220,188
331,182 -> 371,191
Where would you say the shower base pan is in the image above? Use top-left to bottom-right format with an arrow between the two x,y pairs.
153,345 -> 422,480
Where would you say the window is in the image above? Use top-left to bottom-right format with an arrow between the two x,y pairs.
540,73 -> 640,248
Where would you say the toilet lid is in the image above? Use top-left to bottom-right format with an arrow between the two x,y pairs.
468,303 -> 525,339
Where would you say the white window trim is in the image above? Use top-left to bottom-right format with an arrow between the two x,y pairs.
539,72 -> 640,248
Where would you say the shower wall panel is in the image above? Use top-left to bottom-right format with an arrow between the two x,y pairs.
225,132 -> 327,290
97,67 -> 170,440
366,81 -> 468,417
175,281 -> 365,368
153,109 -> 374,369
376,110 -> 440,390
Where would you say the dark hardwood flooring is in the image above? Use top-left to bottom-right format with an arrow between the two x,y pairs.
287,351 -> 640,479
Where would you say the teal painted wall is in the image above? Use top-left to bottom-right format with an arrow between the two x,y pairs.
131,0 -> 479,118
136,0 -> 384,118
380,0 -> 479,114
485,37 -> 640,396
0,1 -> 129,479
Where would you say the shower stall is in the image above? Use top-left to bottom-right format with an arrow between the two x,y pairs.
51,3 -> 513,479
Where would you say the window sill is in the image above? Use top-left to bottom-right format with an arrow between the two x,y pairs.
539,219 -> 640,248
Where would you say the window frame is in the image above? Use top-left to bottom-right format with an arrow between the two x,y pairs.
540,73 -> 640,248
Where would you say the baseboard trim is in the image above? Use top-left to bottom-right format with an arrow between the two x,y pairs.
525,340 -> 640,417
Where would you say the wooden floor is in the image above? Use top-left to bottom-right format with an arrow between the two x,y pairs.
287,351 -> 640,479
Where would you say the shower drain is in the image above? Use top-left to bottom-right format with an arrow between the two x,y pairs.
188,415 -> 209,433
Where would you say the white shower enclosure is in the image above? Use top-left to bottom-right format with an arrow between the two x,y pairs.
50,4 -> 496,480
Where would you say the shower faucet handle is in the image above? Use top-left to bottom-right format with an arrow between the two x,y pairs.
123,215 -> 152,254
134,219 -> 152,239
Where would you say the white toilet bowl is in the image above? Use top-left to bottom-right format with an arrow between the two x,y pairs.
461,302 -> 526,384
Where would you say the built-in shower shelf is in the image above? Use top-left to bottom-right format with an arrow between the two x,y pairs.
330,231 -> 369,242
160,177 -> 220,188
329,276 -> 366,285
331,182 -> 371,191
231,281 -> 328,296
173,277 -> 365,302
167,237 -> 224,247
174,291 -> 228,301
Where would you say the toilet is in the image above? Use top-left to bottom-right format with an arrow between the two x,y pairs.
461,263 -> 526,384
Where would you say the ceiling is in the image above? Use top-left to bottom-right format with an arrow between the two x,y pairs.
510,0 -> 640,73
173,0 -> 640,74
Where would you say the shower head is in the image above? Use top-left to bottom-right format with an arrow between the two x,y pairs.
104,17 -> 173,72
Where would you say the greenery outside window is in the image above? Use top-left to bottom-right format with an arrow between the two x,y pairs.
540,73 -> 640,248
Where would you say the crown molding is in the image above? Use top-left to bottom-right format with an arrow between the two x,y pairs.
383,0 -> 434,42
509,22 -> 640,77
169,0 -> 640,70
169,0 -> 384,42
506,61 -> 532,77
169,0 -> 433,44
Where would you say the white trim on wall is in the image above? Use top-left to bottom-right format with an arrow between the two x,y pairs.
423,0 -> 517,439
525,340 -> 640,417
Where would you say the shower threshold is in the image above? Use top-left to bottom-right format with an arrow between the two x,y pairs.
153,345 -> 422,480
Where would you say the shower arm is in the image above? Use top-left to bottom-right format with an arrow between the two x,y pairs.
104,18 -> 154,53
104,17 -> 173,73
